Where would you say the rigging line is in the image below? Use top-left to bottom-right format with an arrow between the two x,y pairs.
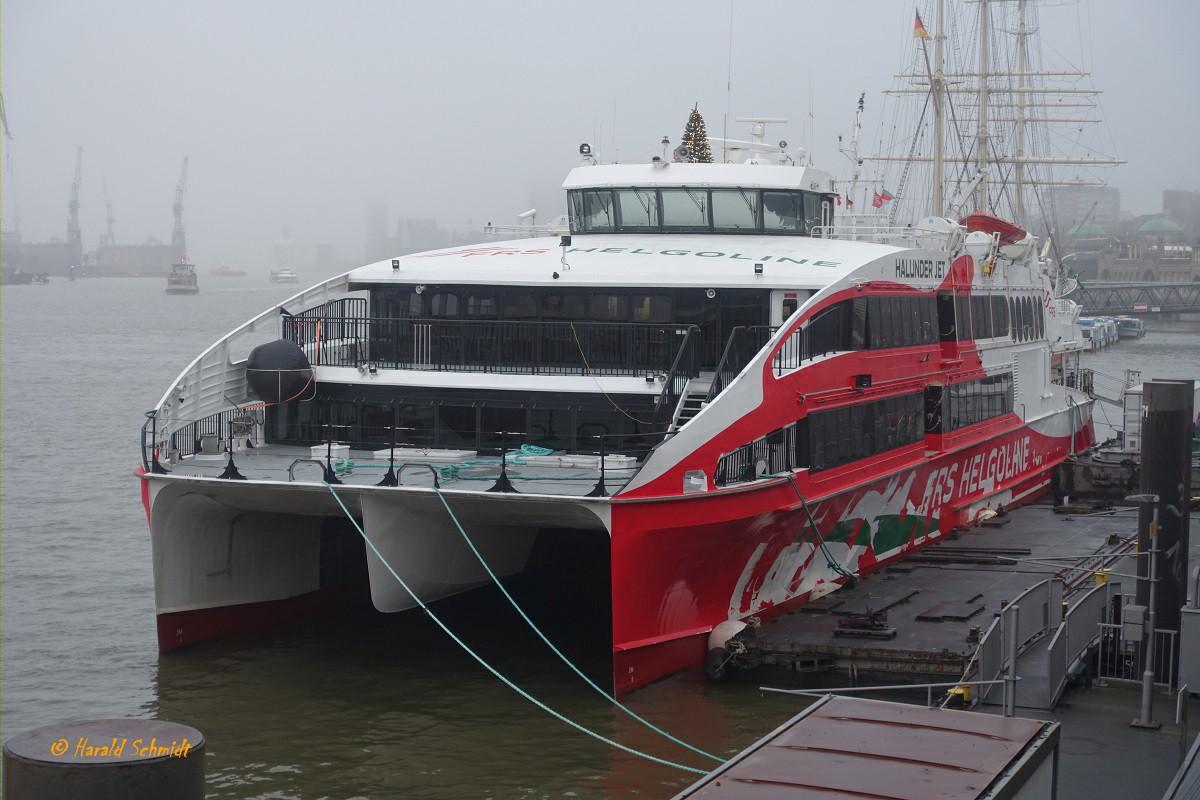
321,481 -> 708,776
431,485 -> 724,763
784,475 -> 857,581
569,322 -> 657,426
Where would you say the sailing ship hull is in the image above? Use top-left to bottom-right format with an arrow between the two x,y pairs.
141,401 -> 1090,693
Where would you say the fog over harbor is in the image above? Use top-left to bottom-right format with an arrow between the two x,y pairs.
2,0 -> 1198,274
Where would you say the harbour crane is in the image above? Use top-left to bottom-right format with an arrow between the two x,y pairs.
171,156 -> 188,255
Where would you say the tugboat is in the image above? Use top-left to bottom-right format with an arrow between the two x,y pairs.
165,256 -> 199,294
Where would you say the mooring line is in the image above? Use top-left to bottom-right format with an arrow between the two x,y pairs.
431,485 -> 723,763
322,481 -> 708,776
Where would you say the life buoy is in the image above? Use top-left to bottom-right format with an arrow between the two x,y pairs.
961,212 -> 1027,246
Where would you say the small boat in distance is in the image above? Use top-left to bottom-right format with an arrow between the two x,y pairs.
210,265 -> 247,278
165,257 -> 199,294
269,267 -> 299,283
1114,316 -> 1146,339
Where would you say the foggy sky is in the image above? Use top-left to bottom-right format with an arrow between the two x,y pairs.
3,0 -> 1197,272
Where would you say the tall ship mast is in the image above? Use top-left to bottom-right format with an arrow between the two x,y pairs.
867,0 -> 1124,234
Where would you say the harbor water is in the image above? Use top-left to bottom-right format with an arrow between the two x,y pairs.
2,277 -> 1198,798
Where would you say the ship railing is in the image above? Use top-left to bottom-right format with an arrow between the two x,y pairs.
705,325 -> 777,404
284,315 -> 701,379
654,325 -> 701,422
141,406 -> 265,471
811,224 -> 925,247
714,426 -> 795,486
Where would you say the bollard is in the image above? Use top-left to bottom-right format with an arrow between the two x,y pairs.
3,719 -> 205,800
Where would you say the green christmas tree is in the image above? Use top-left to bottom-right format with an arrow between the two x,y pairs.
679,104 -> 713,163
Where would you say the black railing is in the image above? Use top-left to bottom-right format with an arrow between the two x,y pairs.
715,426 -> 795,486
284,314 -> 701,379
141,408 -> 261,470
655,325 -> 701,419
706,325 -> 777,404
282,298 -> 369,366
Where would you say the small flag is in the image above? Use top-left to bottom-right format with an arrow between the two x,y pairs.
872,192 -> 884,209
880,187 -> 895,203
836,194 -> 843,206
846,196 -> 854,208
914,11 -> 932,40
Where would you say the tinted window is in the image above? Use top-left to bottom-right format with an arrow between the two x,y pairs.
631,294 -> 671,323
430,292 -> 460,318
589,293 -> 628,321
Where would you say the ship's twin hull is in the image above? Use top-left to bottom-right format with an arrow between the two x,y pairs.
143,408 -> 1090,694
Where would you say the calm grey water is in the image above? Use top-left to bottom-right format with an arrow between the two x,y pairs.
2,277 -> 1197,798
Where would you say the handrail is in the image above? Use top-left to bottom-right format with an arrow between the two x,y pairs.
655,325 -> 701,419
705,325 -> 776,404
285,315 -> 699,379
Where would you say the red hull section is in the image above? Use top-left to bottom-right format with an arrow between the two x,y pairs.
156,585 -> 370,653
607,422 -> 1086,694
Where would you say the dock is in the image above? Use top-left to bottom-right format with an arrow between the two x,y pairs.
722,503 -> 1192,707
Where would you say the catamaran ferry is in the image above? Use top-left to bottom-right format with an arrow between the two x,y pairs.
137,123 -> 1094,695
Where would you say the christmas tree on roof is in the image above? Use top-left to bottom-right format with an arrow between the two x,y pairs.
679,104 -> 713,163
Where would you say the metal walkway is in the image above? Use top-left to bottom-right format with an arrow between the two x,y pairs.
1069,282 -> 1200,315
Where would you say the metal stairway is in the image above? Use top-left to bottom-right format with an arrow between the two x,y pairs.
670,377 -> 713,431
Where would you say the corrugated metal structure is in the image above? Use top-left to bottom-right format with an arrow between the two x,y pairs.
672,696 -> 1059,800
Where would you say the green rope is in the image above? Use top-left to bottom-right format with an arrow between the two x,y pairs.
784,475 -> 858,581
432,484 -> 723,763
321,481 -> 707,776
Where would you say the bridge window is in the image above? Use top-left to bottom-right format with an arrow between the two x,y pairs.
570,189 -> 616,233
615,189 -> 659,229
711,189 -> 760,231
567,187 -> 833,236
660,188 -> 709,230
763,191 -> 804,232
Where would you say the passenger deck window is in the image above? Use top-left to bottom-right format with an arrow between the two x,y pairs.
465,292 -> 496,318
499,292 -> 538,320
631,294 -> 671,323
589,293 -> 628,321
542,293 -> 585,319
430,292 -> 460,318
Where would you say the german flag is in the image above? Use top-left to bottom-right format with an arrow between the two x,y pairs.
914,10 -> 932,40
